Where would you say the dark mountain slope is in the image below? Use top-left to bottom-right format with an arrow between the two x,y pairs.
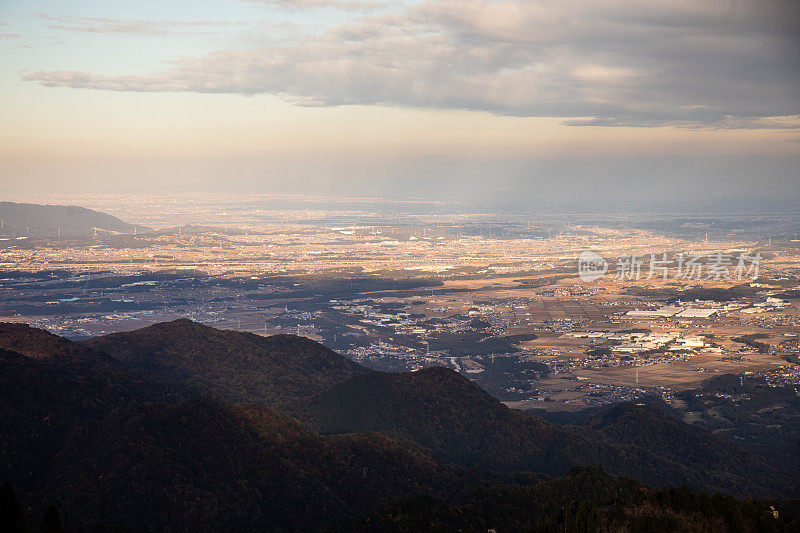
0,322 -> 193,403
589,402 -> 753,465
0,321 -> 112,366
0,347 -> 141,494
0,322 -> 797,531
306,367 -> 789,497
0,324 -> 190,495
0,201 -> 147,237
306,366 -> 577,473
43,399 -> 464,532
676,373 -> 800,476
585,402 -> 795,496
346,466 -> 793,533
0,326 -> 465,531
84,319 -> 368,411
306,367 -> 635,477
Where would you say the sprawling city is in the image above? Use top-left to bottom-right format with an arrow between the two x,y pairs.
2,194 -> 798,416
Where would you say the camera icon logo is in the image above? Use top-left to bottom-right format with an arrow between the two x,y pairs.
578,250 -> 608,282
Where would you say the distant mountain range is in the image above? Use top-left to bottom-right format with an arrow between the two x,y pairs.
0,320 -> 797,531
0,202 -> 148,238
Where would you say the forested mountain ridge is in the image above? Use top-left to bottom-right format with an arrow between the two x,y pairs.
0,320 -> 796,531
83,319 -> 369,412
305,366 -> 790,497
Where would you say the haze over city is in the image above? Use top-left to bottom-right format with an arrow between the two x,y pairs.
1,0 -> 799,203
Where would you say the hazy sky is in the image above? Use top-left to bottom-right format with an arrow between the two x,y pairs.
1,0 -> 798,196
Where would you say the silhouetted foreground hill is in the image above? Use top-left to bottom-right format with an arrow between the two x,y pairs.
80,320 -> 791,495
84,319 -> 368,412
0,325 -> 464,531
306,367 -> 789,497
0,202 -> 148,238
0,326 -> 189,496
46,399 -> 465,531
0,321 -> 797,531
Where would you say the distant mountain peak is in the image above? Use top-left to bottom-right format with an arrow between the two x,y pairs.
98,318 -> 347,355
0,201 -> 149,237
133,317 -> 213,334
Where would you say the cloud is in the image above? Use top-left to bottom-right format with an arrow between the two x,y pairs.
23,0 -> 800,128
562,115 -> 800,130
241,0 -> 386,11
0,22 -> 21,39
36,14 -> 244,36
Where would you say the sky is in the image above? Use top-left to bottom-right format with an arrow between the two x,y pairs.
0,0 -> 798,201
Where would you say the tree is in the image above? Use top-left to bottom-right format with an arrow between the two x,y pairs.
0,482 -> 27,532
40,504 -> 64,533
